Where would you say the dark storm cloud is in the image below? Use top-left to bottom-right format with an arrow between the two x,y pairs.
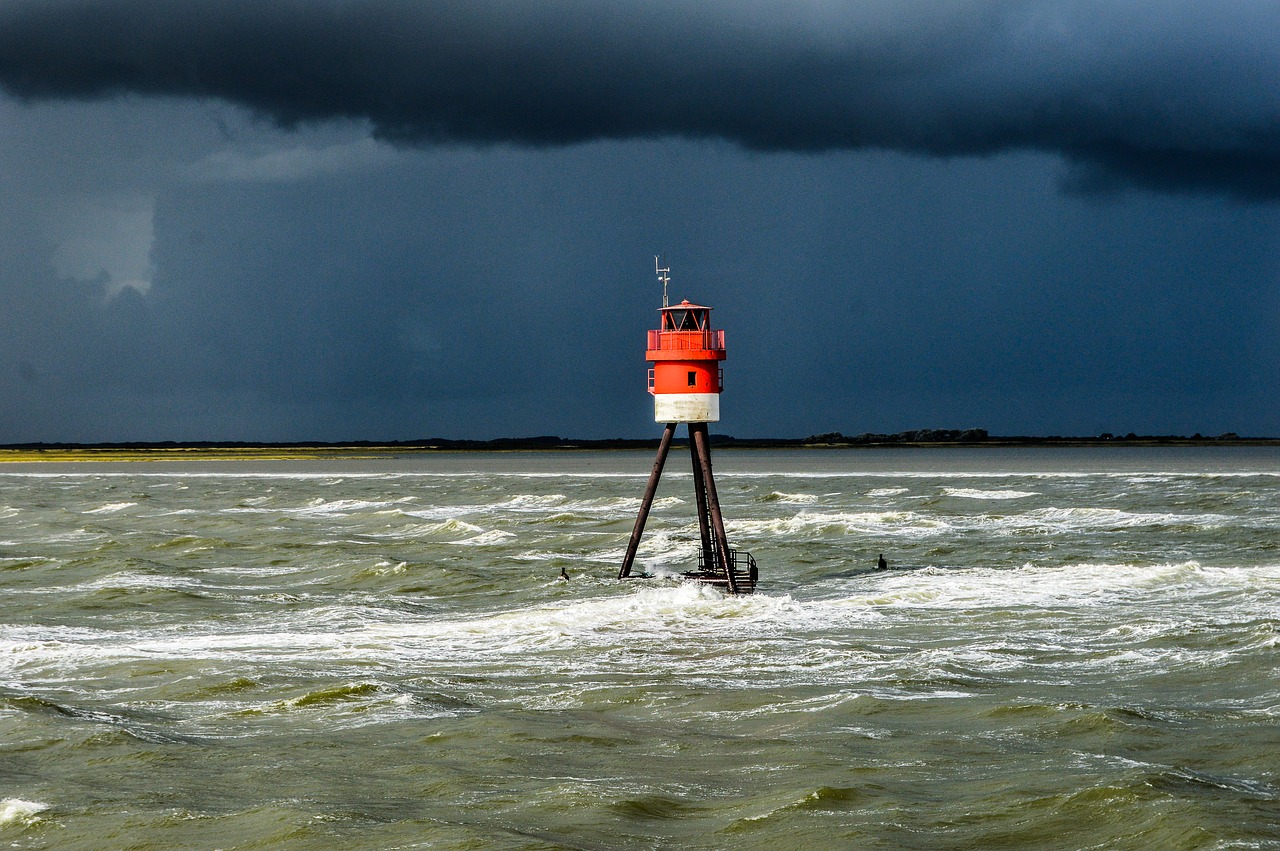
1,1 -> 1277,198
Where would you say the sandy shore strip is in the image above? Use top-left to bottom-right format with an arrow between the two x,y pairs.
0,447 -> 416,463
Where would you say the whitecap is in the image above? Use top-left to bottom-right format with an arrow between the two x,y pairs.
866,487 -> 908,497
290,498 -> 397,515
0,799 -> 49,826
84,501 -> 137,514
426,518 -> 487,536
592,494 -> 681,512
942,488 -> 1038,500
599,528 -> 703,565
1012,506 -> 1230,532
495,494 -> 569,510
399,506 -> 474,521
449,529 -> 518,546
760,491 -> 820,505
729,510 -> 951,538
75,571 -> 208,594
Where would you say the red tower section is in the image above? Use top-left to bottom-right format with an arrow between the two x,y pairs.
646,300 -> 726,423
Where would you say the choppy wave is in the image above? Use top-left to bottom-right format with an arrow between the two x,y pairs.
83,501 -> 138,514
448,529 -> 518,546
942,487 -> 1038,499
2,449 -> 1278,848
0,799 -> 48,826
725,504 -> 1236,541
730,510 -> 949,538
759,491 -> 820,504
10,560 -> 1275,678
1008,506 -> 1231,532
866,487 -> 909,497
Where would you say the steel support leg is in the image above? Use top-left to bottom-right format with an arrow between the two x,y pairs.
689,429 -> 714,567
619,422 -> 677,578
691,423 -> 737,593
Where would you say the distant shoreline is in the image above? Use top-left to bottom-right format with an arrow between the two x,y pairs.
1,431 -> 1276,463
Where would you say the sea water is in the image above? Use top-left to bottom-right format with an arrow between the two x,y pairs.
1,447 -> 1277,849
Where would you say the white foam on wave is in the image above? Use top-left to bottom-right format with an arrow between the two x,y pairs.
75,571 -> 207,593
448,529 -> 518,546
942,488 -> 1038,500
376,517 -> 491,537
1006,506 -> 1230,532
864,560 -> 1280,614
761,491 -> 820,504
866,487 -> 908,497
726,504 -> 1233,541
84,501 -> 137,514
389,495 -> 685,525
422,518 -> 484,536
730,510 -> 949,538
559,494 -> 686,514
292,498 -> 398,516
598,527 -> 702,566
44,529 -> 108,543
398,506 -> 473,521
497,494 -> 568,510
371,583 -> 802,654
6,560 -> 1277,696
474,494 -> 687,516
1,584 -> 803,669
0,799 -> 49,826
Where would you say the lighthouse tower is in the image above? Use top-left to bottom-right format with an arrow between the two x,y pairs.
619,260 -> 757,594
647,299 -> 725,424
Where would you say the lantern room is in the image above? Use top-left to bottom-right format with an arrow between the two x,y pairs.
646,299 -> 726,423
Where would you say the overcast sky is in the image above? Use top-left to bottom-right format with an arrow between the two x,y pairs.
2,1 -> 1278,442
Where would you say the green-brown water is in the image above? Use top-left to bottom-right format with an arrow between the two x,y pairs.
2,447 -> 1278,849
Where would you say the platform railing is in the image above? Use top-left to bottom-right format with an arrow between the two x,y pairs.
647,329 -> 725,352
693,547 -> 758,591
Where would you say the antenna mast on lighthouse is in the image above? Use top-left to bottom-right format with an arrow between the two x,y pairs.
655,256 -> 670,308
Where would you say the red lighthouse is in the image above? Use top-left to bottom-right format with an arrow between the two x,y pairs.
619,260 -> 757,594
647,298 -> 725,424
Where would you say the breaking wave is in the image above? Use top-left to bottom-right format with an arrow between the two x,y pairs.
0,799 -> 49,826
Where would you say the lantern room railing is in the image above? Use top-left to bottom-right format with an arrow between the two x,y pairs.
647,329 -> 725,352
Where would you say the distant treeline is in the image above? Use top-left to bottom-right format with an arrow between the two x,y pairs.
795,429 -> 1251,445
1,430 -> 1269,453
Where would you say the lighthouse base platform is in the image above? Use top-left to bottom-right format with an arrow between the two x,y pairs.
620,549 -> 759,594
682,549 -> 758,594
680,571 -> 756,594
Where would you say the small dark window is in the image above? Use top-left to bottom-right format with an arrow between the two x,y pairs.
687,371 -> 697,387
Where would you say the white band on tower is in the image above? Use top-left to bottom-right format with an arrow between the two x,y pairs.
654,393 -> 720,423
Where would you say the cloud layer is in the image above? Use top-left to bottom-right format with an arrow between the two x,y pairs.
2,0 -> 1277,197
